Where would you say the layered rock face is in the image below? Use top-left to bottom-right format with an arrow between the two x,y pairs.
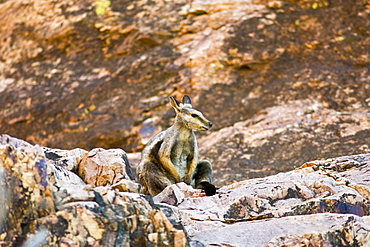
1,134 -> 370,246
0,0 -> 369,186
155,153 -> 370,246
0,135 -> 185,246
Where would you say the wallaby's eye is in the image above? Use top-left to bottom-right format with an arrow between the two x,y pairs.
191,113 -> 199,118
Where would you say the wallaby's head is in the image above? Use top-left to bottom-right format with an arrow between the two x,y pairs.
169,95 -> 213,131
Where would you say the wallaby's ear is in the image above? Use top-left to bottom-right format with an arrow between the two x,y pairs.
182,95 -> 192,106
169,96 -> 181,112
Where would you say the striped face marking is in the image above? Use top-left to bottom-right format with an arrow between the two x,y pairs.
180,106 -> 213,131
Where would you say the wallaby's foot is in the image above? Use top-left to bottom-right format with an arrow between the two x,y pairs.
198,181 -> 216,196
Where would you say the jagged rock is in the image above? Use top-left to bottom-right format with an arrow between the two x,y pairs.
0,137 -> 55,246
192,213 -> 370,246
174,153 -> 370,228
53,184 -> 95,210
153,152 -> 370,246
0,135 -> 187,246
43,147 -> 88,172
77,148 -> 134,187
45,149 -> 88,187
43,146 -> 137,192
153,182 -> 203,206
36,189 -> 187,246
111,179 -> 141,193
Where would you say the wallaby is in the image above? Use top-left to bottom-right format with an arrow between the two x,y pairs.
137,95 -> 216,196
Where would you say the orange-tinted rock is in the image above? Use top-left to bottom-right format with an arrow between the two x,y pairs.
36,190 -> 187,247
77,148 -> 134,187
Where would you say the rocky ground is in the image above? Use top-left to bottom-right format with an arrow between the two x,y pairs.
1,134 -> 370,246
0,0 -> 369,187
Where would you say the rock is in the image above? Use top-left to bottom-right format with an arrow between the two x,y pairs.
53,184 -> 95,210
43,146 -> 136,190
36,189 -> 187,246
77,148 -> 134,187
0,135 -> 187,246
0,0 -> 369,242
154,152 -> 370,246
43,147 -> 88,172
191,213 -> 370,247
0,136 -> 55,245
44,148 -> 88,187
111,179 -> 141,193
0,134 -> 35,149
199,99 -> 370,187
153,182 -> 203,206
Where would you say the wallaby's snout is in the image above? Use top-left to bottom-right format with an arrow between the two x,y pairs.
202,121 -> 213,131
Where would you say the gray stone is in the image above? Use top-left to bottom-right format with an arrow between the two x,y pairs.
191,214 -> 370,247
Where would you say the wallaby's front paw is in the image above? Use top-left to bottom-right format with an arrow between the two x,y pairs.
198,181 -> 216,196
184,176 -> 192,184
174,175 -> 181,183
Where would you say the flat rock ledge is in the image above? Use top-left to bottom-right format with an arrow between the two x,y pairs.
1,134 -> 370,246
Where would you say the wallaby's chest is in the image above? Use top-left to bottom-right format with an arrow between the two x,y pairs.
170,139 -> 195,179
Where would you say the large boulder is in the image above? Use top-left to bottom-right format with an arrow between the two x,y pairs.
0,135 -> 186,246
77,148 -> 134,187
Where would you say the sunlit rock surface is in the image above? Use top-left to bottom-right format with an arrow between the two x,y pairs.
156,153 -> 370,246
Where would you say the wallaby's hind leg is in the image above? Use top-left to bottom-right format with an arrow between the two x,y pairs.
139,162 -> 174,196
192,160 -> 213,186
192,160 -> 216,196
